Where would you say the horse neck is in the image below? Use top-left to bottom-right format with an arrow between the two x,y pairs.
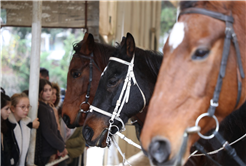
131,49 -> 163,131
93,43 -> 115,70
135,47 -> 163,82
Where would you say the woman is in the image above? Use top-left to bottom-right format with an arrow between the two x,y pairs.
35,79 -> 67,166
50,82 -> 61,132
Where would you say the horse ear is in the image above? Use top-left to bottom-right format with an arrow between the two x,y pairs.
86,33 -> 95,51
125,33 -> 135,58
81,33 -> 95,54
120,36 -> 126,47
83,32 -> 89,40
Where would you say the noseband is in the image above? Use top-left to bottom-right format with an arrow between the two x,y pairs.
74,52 -> 101,125
175,8 -> 245,166
89,53 -> 146,146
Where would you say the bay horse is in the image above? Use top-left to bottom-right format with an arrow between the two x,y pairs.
82,33 -> 163,147
140,1 -> 246,166
62,33 -> 116,128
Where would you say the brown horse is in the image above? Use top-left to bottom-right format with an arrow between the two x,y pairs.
140,1 -> 246,165
62,33 -> 116,128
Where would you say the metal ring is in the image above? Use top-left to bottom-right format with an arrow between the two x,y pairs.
109,119 -> 114,124
195,112 -> 219,140
79,101 -> 90,113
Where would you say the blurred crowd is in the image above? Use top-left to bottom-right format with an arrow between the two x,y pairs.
1,68 -> 85,166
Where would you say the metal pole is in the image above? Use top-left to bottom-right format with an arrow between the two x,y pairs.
27,1 -> 42,166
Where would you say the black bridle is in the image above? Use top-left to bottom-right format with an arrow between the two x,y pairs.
175,8 -> 245,166
73,52 -> 101,125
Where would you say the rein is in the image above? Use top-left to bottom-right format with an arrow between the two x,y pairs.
89,53 -> 146,146
175,8 -> 245,166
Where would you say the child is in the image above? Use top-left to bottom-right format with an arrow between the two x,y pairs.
7,92 -> 39,166
36,79 -> 67,165
1,88 -> 12,166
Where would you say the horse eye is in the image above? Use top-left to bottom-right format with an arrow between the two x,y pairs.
192,49 -> 210,60
108,77 -> 118,87
71,71 -> 81,78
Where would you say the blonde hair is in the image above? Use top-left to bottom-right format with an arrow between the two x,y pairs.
11,93 -> 28,107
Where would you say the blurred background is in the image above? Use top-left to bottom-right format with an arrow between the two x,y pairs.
0,1 -> 178,165
1,1 -> 177,96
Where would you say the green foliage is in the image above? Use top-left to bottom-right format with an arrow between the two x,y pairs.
160,6 -> 177,36
41,30 -> 84,88
1,28 -> 84,94
1,34 -> 31,92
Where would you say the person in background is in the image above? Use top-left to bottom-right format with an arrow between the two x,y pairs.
58,106 -> 85,166
7,93 -> 39,166
51,82 -> 60,108
40,67 -> 49,80
1,88 -> 13,166
51,82 -> 61,132
35,79 -> 67,165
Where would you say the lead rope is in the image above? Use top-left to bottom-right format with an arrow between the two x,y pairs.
189,133 -> 246,157
110,136 -> 131,166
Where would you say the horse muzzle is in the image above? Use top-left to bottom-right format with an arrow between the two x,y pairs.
63,114 -> 81,128
82,125 -> 108,147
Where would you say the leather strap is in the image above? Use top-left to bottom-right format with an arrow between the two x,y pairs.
179,8 -> 234,23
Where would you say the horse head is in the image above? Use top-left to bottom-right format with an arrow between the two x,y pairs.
141,1 -> 246,165
82,33 -> 162,147
62,33 -> 115,128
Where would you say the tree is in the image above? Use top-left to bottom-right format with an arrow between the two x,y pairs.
1,27 -> 84,95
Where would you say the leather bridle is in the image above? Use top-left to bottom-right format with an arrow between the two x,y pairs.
174,8 -> 245,166
73,52 -> 101,125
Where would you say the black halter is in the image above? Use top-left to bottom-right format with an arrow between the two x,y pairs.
176,8 -> 245,166
74,52 -> 101,125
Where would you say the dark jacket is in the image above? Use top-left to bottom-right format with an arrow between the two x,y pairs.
0,133 -> 5,165
37,101 -> 65,158
1,133 -> 11,166
3,113 -> 32,166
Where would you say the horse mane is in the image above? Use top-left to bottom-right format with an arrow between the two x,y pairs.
179,1 -> 198,11
94,43 -> 115,66
114,45 -> 163,79
135,48 -> 163,78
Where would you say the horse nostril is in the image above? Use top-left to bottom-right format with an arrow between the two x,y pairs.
149,138 -> 171,164
82,126 -> 94,142
63,114 -> 70,126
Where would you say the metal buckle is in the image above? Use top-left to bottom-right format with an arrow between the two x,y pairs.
210,99 -> 219,107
